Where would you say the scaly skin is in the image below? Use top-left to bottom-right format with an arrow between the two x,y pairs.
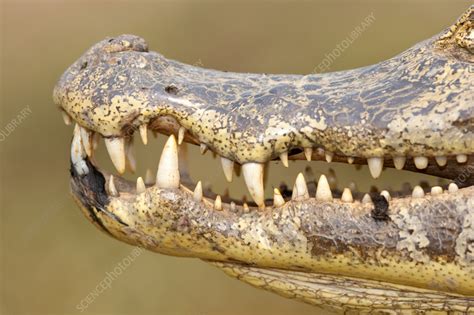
55,7 -> 473,314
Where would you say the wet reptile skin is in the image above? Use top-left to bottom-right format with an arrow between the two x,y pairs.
55,7 -> 473,314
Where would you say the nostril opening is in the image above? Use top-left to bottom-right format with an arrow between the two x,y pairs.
165,85 -> 179,95
108,38 -> 114,43
80,61 -> 88,70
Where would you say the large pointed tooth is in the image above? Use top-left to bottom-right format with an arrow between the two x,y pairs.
414,156 -> 428,169
448,183 -> 459,193
347,157 -> 355,164
380,190 -> 391,201
292,173 -> 309,200
341,188 -> 353,203
108,175 -> 118,196
325,151 -> 334,163
61,111 -> 72,125
139,124 -> 148,145
79,126 -> 93,157
431,186 -> 443,196
200,143 -> 208,155
242,162 -> 265,208
393,156 -> 406,170
435,156 -> 447,167
273,188 -> 285,207
304,148 -> 313,161
280,152 -> 289,167
136,177 -> 146,193
367,157 -> 383,179
178,127 -> 185,145
105,137 -> 126,174
71,124 -> 89,175
145,169 -> 154,185
156,135 -> 180,188
316,174 -> 333,201
412,186 -> 425,198
220,157 -> 234,182
193,181 -> 203,201
362,193 -> 372,204
456,154 -> 467,163
214,195 -> 222,211
92,133 -> 100,150
125,139 -> 136,173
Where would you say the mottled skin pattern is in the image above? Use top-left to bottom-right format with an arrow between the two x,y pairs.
55,7 -> 473,314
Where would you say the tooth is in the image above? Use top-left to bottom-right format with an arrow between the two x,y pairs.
156,135 -> 180,189
242,162 -> 265,208
273,188 -> 285,206
200,144 -> 208,155
448,183 -> 459,193
79,126 -> 93,157
316,174 -> 333,201
108,175 -> 118,196
304,148 -> 313,161
280,152 -> 289,167
325,151 -> 334,163
435,156 -> 447,167
193,181 -> 203,201
347,157 -> 355,164
393,156 -> 406,170
145,169 -> 154,185
105,137 -> 126,174
341,188 -> 353,203
92,133 -> 100,150
456,154 -> 467,163
139,124 -> 148,145
243,203 -> 250,212
431,186 -> 443,195
214,195 -> 222,210
414,156 -> 428,169
125,139 -> 136,173
367,157 -> 383,179
61,111 -> 71,125
412,186 -> 425,198
380,190 -> 391,201
220,157 -> 234,182
230,202 -> 236,212
136,177 -> 146,193
178,127 -> 185,145
292,173 -> 309,200
71,124 -> 89,175
362,193 -> 372,204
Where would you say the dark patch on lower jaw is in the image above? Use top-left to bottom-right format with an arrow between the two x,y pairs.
70,158 -> 127,235
371,195 -> 391,221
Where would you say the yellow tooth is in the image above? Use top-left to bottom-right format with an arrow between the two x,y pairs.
316,174 -> 333,201
325,151 -> 333,163
435,156 -> 447,167
362,193 -> 372,204
414,156 -> 428,169
193,181 -> 203,201
367,157 -> 383,179
341,188 -> 353,203
145,168 -> 154,185
380,190 -> 391,201
108,175 -> 118,196
79,126 -> 93,157
214,195 -> 222,210
304,148 -> 313,161
431,186 -> 443,195
61,111 -> 72,125
412,186 -> 425,198
156,135 -> 180,189
448,183 -> 459,193
200,143 -> 208,155
292,173 -> 309,200
456,154 -> 467,163
178,127 -> 185,145
105,137 -> 126,174
280,152 -> 289,167
393,156 -> 406,170
347,157 -> 355,164
71,124 -> 89,175
220,157 -> 234,182
139,124 -> 148,145
136,177 -> 146,193
125,139 -> 136,173
243,203 -> 250,212
242,162 -> 265,208
273,188 -> 285,207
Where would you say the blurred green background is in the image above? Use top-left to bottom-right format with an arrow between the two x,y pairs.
1,1 -> 471,314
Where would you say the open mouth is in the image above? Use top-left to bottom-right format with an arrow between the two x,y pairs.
68,116 -> 473,215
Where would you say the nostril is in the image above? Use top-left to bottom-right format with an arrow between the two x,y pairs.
165,85 -> 179,95
80,61 -> 88,70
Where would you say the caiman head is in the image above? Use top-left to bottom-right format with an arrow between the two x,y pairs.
53,7 -> 474,314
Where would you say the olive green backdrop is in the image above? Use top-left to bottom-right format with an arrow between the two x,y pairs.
1,1 -> 471,314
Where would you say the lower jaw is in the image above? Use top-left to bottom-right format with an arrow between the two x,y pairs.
70,158 -> 474,296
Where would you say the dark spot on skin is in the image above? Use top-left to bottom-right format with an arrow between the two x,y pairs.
371,195 -> 390,221
165,85 -> 179,95
80,61 -> 88,70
